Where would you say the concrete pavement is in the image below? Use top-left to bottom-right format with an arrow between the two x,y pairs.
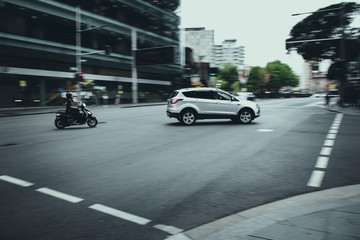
166,184 -> 360,240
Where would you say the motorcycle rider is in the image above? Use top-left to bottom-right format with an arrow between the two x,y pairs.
65,92 -> 81,122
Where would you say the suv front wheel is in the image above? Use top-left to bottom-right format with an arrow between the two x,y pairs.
238,109 -> 254,124
180,109 -> 197,125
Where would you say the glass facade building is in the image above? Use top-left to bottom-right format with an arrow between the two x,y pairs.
0,0 -> 181,107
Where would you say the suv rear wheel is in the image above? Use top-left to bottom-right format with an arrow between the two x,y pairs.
238,109 -> 254,124
180,109 -> 196,125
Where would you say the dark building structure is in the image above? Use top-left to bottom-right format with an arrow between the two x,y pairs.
0,0 -> 182,107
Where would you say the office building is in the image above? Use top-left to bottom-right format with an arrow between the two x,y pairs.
184,27 -> 214,65
0,0 -> 181,107
214,39 -> 245,69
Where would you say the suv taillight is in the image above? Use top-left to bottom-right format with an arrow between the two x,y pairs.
171,99 -> 183,104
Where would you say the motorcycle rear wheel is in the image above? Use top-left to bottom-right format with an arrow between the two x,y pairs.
87,117 -> 98,127
55,119 -> 65,129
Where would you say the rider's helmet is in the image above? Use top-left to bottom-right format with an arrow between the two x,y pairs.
66,92 -> 73,99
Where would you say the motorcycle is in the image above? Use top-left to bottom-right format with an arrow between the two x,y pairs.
55,103 -> 98,129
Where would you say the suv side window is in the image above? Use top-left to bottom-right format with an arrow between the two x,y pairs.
183,91 -> 196,98
215,91 -> 232,101
169,91 -> 178,98
196,91 -> 215,99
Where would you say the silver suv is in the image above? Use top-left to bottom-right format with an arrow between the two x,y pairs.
166,87 -> 260,125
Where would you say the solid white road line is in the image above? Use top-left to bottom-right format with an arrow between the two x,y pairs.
36,188 -> 84,203
89,204 -> 151,225
307,170 -> 325,187
0,175 -> 34,187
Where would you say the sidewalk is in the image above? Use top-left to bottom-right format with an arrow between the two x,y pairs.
167,184 -> 360,240
0,102 -> 167,117
326,103 -> 360,116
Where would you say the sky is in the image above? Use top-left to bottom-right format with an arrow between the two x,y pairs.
179,0 -> 360,78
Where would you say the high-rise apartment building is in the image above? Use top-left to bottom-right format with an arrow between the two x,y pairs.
0,0 -> 181,107
184,27 -> 214,65
214,39 -> 245,69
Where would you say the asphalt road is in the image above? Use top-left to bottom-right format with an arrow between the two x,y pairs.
0,97 -> 359,240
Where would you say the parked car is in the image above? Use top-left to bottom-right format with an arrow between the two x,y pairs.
234,92 -> 256,101
166,87 -> 260,125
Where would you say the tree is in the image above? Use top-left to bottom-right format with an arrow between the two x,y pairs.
218,64 -> 239,91
247,66 -> 265,92
286,2 -> 360,61
265,61 -> 298,92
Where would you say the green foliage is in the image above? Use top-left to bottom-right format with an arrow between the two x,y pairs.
217,80 -> 229,90
287,2 -> 360,61
247,66 -> 265,92
218,64 -> 239,90
231,81 -> 241,92
265,61 -> 299,91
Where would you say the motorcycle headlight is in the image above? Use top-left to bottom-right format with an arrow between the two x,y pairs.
83,103 -> 86,107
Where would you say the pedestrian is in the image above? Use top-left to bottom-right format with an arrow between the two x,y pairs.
325,93 -> 330,107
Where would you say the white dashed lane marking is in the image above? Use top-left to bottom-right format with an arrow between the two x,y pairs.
36,187 -> 84,203
0,175 -> 34,187
315,156 -> 329,169
0,174 -> 184,235
307,170 -> 325,188
89,204 -> 151,225
307,113 -> 343,188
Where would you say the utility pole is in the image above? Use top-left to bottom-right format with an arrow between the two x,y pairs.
75,6 -> 108,101
131,28 -> 138,104
76,6 -> 82,100
76,6 -> 82,74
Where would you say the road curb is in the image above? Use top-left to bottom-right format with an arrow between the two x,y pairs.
0,103 -> 167,117
167,184 -> 360,240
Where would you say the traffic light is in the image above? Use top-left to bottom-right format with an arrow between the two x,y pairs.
74,73 -> 84,83
334,61 -> 346,81
209,67 -> 218,76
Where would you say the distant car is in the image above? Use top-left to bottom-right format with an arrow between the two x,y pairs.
280,89 -> 297,98
166,87 -> 260,125
234,92 -> 256,101
311,93 -> 327,98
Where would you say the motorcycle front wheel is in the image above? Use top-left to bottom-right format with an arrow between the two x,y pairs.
87,117 -> 98,127
55,119 -> 65,129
